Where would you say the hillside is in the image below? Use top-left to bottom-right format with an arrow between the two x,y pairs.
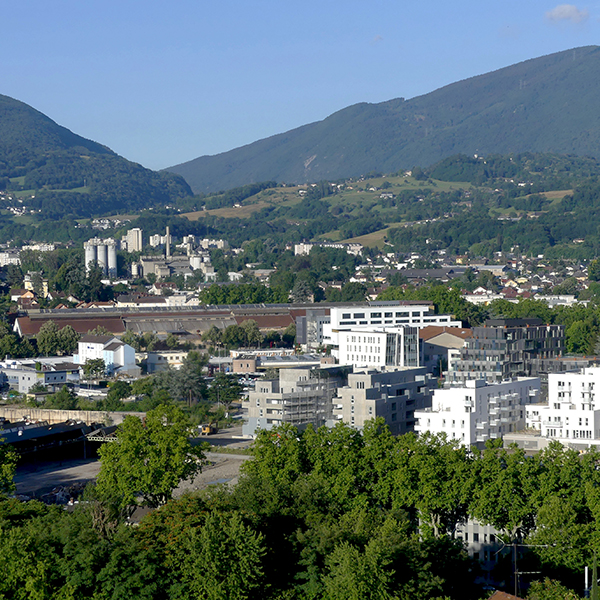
166,46 -> 600,193
0,94 -> 192,219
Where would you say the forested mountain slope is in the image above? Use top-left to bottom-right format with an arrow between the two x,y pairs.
0,94 -> 191,218
167,46 -> 600,193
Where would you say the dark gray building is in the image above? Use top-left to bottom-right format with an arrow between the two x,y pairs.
447,318 -> 565,385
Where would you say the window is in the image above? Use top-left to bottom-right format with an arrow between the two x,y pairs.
473,533 -> 479,542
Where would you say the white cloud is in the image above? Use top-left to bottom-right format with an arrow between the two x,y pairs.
546,4 -> 590,23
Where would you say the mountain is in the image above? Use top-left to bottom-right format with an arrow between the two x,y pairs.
166,45 -> 600,194
0,94 -> 192,219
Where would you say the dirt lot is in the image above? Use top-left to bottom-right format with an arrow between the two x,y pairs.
13,425 -> 253,500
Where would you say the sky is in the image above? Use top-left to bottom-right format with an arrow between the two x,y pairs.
3,1 -> 600,170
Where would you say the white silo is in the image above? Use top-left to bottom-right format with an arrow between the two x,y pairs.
96,242 -> 108,275
107,239 -> 117,278
84,240 -> 97,273
189,255 -> 203,270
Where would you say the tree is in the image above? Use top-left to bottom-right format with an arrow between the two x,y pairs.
527,578 -> 582,600
240,319 -> 263,347
36,320 -> 60,356
87,325 -> 112,337
177,512 -> 266,600
170,351 -> 208,403
83,358 -> 106,380
203,325 -> 222,348
57,325 -> 80,355
107,381 -> 132,403
96,404 -> 207,511
590,260 -> 600,282
45,385 -> 78,410
291,279 -> 313,303
0,440 -> 17,495
321,540 -> 393,600
208,373 -> 241,415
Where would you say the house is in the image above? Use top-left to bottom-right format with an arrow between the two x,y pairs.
73,334 -> 138,377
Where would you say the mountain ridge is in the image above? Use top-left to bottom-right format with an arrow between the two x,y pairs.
0,94 -> 192,219
166,45 -> 600,193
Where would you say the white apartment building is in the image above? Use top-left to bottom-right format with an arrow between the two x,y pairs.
123,228 -> 143,253
415,378 -> 540,447
322,304 -> 461,348
337,326 -> 419,369
329,367 -> 435,436
526,367 -> 600,444
73,334 -> 138,377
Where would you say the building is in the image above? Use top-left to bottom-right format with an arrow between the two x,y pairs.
415,378 -> 540,448
319,302 -> 462,351
73,335 -> 138,377
337,326 -> 419,369
83,238 -> 118,276
294,242 -> 362,256
0,249 -> 20,266
447,319 -> 565,387
525,367 -> 600,447
137,350 -> 189,373
123,228 -> 143,253
329,367 -> 435,435
243,365 -> 352,437
420,325 -> 472,376
0,359 -> 80,394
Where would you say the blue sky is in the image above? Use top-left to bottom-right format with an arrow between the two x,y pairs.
3,1 -> 600,170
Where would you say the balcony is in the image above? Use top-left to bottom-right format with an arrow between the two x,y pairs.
476,422 -> 487,430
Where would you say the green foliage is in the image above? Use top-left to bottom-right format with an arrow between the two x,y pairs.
83,358 -> 106,379
0,441 -> 17,495
43,385 -> 78,410
96,404 -> 206,510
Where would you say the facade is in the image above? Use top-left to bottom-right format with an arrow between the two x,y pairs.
124,228 -> 143,253
526,367 -> 600,444
415,378 -> 540,447
447,319 -> 565,386
337,326 -> 419,369
420,326 -> 472,376
73,335 -> 138,376
329,367 -> 435,435
0,249 -> 20,266
243,365 -> 352,437
136,350 -> 189,373
323,303 -> 461,347
294,242 -> 362,256
0,360 -> 80,394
